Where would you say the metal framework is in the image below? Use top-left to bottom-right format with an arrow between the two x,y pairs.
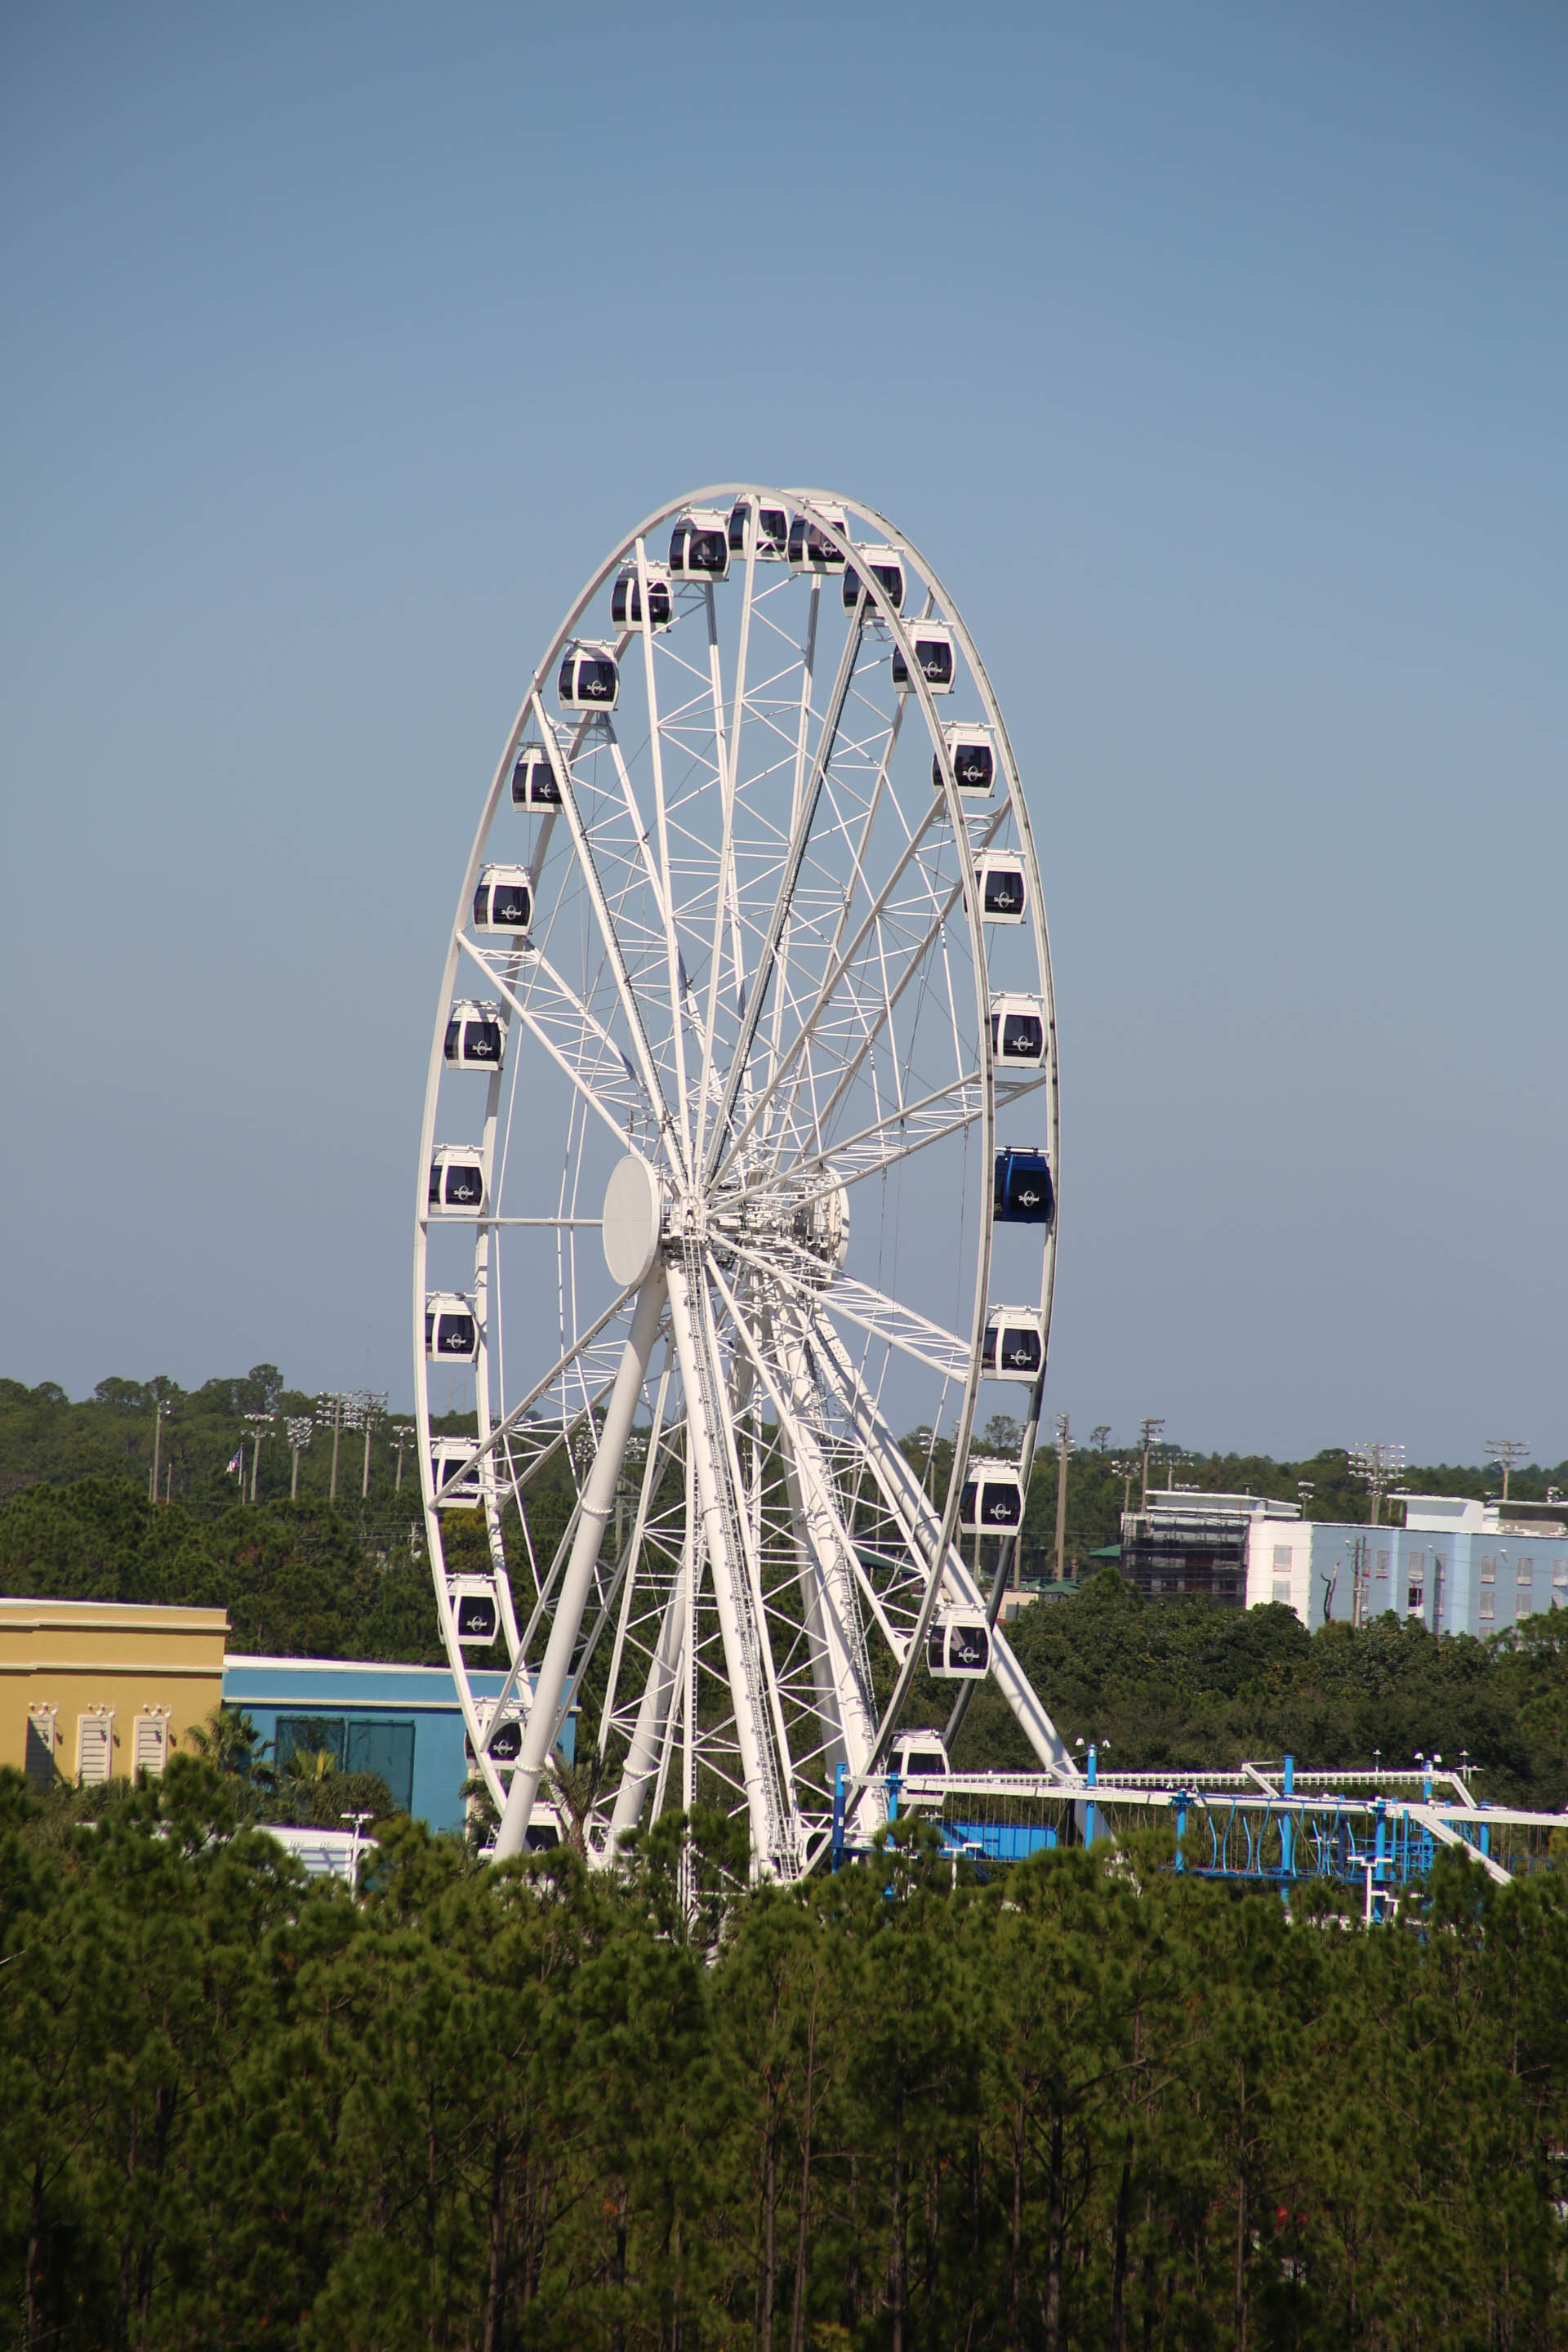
414,487 -> 1069,1880
831,1753 -> 1568,1914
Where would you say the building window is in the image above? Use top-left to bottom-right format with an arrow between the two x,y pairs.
1553,1559 -> 1567,1589
1480,1597 -> 1494,1622
1518,1597 -> 1534,1619
77,1708 -> 114,1785
1272,1579 -> 1291,1603
1480,1555 -> 1495,1585
1517,1557 -> 1535,1586
1407,1588 -> 1423,1614
274,1714 -> 416,1813
1375,1550 -> 1389,1579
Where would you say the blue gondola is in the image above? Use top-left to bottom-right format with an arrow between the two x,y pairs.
994,1147 -> 1054,1227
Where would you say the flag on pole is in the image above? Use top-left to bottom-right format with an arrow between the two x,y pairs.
226,1449 -> 243,1476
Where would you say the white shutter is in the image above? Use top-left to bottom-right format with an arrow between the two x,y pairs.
133,1711 -> 170,1778
78,1710 -> 114,1784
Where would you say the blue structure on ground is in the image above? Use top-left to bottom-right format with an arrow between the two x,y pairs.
831,1748 -> 1554,1913
222,1655 -> 575,1833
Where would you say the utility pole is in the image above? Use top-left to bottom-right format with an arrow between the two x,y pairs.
286,1415 -> 314,1500
1485,1437 -> 1530,1505
1053,1412 -> 1071,1585
1138,1418 -> 1164,1512
1348,1443 -> 1405,1527
390,1423 -> 415,1492
243,1413 -> 274,1504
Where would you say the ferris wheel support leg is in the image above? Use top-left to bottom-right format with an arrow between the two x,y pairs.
493,1268 -> 668,1862
666,1256 -> 794,1881
603,1557 -> 688,1860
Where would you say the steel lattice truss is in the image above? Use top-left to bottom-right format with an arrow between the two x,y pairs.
414,488 -> 1073,1882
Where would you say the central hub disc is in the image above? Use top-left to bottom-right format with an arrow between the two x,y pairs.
602,1153 -> 664,1288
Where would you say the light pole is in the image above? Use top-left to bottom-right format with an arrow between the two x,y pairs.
243,1413 -> 274,1504
1348,1443 -> 1405,1527
358,1390 -> 389,1499
285,1415 -> 314,1500
148,1393 -> 173,1503
1138,1418 -> 1164,1512
1053,1412 -> 1071,1587
314,1383 -> 350,1495
390,1423 -> 416,1493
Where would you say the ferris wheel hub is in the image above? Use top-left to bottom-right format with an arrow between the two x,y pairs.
601,1152 -> 665,1289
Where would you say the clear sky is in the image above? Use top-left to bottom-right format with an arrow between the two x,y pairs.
2,2 -> 1564,1461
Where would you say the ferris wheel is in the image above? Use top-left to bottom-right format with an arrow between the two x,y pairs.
414,486 -> 1071,1882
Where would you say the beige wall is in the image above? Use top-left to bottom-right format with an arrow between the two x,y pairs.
0,1597 -> 228,1784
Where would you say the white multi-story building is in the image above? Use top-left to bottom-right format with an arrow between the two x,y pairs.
1245,1495 -> 1568,1635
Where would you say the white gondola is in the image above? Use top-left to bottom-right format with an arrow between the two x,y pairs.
428,1146 -> 486,1216
974,853 -> 1027,924
842,546 -> 906,614
667,509 -> 730,580
959,1458 -> 1024,1532
610,563 -> 674,630
472,863 -> 533,934
990,993 -> 1047,1070
787,502 -> 849,570
511,742 -> 562,808
425,1291 -> 479,1362
728,497 -> 791,561
892,620 -> 956,694
981,1304 -> 1045,1381
926,1615 -> 991,1680
430,1437 -> 487,1507
448,1576 -> 500,1646
443,999 -> 504,1071
889,1729 -> 950,1805
558,640 -> 620,712
932,723 -> 995,797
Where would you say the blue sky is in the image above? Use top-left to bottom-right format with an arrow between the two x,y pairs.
2,2 -> 1564,1459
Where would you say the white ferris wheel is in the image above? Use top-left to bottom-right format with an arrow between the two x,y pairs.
414,486 -> 1070,1882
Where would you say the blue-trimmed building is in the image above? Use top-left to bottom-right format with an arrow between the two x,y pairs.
221,1656 -> 574,1834
1246,1496 -> 1568,1636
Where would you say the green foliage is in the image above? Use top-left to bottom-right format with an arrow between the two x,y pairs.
0,1477 -> 443,1661
2,1766 -> 1566,2346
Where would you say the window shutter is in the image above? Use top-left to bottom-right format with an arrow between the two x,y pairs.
78,1709 -> 114,1784
133,1710 -> 170,1778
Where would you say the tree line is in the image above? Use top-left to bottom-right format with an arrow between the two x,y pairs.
2,1758 -> 1565,2350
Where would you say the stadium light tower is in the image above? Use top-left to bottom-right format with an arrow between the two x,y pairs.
357,1391 -> 390,1498
317,1392 -> 357,1502
1348,1442 -> 1405,1526
390,1423 -> 416,1493
1485,1437 -> 1530,1505
1138,1418 -> 1165,1512
243,1413 -> 274,1505
285,1415 -> 314,1500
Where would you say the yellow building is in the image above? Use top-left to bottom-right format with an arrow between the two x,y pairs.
0,1597 -> 229,1787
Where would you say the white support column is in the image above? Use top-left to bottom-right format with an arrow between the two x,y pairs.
493,1267 -> 667,1860
665,1253 -> 794,1878
604,1557 -> 688,1855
